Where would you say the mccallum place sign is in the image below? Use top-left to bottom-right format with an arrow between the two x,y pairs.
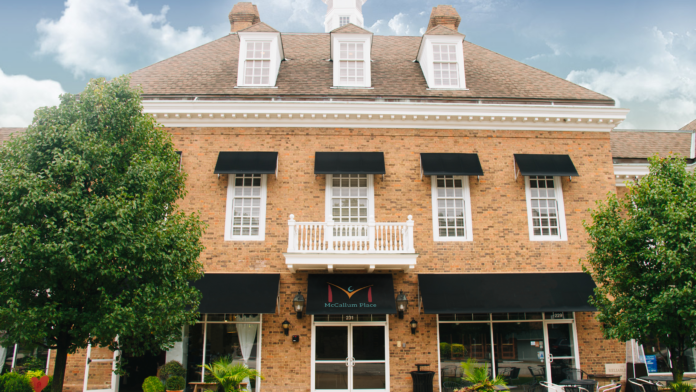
306,274 -> 397,315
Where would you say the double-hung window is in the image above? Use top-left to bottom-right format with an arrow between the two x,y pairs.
432,44 -> 459,87
225,174 -> 268,241
244,41 -> 271,86
339,42 -> 365,85
525,175 -> 567,241
325,174 -> 374,237
431,175 -> 473,241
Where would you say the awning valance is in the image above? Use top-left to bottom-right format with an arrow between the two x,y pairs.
214,152 -> 278,175
420,153 -> 484,177
314,152 -> 386,175
306,274 -> 396,315
191,273 -> 280,314
514,154 -> 579,177
418,273 -> 596,314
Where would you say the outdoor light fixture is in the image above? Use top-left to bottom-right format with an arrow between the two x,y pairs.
293,291 -> 305,319
410,318 -> 418,335
282,319 -> 290,336
395,290 -> 408,319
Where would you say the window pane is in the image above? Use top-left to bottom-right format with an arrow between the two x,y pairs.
435,175 -> 467,238
231,174 -> 263,236
439,323 -> 492,380
529,176 -> 560,237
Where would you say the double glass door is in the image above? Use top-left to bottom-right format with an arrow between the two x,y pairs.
314,324 -> 387,392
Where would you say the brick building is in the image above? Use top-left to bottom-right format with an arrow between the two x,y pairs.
5,1 -> 696,392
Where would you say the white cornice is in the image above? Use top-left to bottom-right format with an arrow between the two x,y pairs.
614,162 -> 695,186
142,100 -> 629,132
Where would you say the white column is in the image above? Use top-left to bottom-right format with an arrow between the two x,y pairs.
287,214 -> 296,252
406,215 -> 415,253
368,215 -> 376,251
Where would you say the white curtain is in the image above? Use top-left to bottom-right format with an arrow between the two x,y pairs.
0,345 -> 7,374
236,315 -> 259,390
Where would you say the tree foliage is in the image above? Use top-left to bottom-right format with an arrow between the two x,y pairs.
583,155 -> 696,382
0,76 -> 205,392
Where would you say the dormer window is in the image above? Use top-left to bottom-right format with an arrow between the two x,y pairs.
339,42 -> 364,85
330,25 -> 373,88
339,16 -> 350,27
244,41 -> 271,85
432,44 -> 459,87
236,23 -> 284,88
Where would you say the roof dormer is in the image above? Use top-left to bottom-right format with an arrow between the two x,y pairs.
322,0 -> 368,33
235,22 -> 284,88
330,23 -> 373,88
417,6 -> 467,90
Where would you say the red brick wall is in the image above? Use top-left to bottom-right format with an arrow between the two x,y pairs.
56,125 -> 623,391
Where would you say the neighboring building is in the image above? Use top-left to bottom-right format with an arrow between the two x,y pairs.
0,128 -> 25,145
32,2 -> 695,392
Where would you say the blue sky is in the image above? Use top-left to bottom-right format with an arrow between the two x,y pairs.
1,0 -> 696,129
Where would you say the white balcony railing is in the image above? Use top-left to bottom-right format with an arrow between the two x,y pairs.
287,215 -> 415,254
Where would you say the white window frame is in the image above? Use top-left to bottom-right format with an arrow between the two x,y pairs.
236,32 -> 283,88
324,174 -> 375,223
243,41 -> 272,86
224,174 -> 268,241
431,175 -> 473,242
431,43 -> 459,88
339,15 -> 350,27
331,34 -> 372,88
524,175 -> 568,241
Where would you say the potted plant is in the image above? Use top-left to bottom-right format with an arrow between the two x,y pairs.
203,356 -> 264,392
166,376 -> 186,392
455,359 -> 507,392
143,376 -> 165,392
160,361 -> 187,382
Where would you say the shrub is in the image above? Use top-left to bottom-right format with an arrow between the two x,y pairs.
143,376 -> 165,392
22,371 -> 52,392
15,357 -> 45,373
165,376 -> 186,391
440,342 -> 451,358
160,361 -> 186,381
0,373 -> 33,392
670,382 -> 694,392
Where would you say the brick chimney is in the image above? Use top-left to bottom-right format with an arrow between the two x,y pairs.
229,2 -> 261,32
426,5 -> 461,32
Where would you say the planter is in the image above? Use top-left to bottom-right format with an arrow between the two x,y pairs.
167,390 -> 184,392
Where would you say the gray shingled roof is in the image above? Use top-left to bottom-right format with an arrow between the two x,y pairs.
130,33 -> 613,104
611,130 -> 694,159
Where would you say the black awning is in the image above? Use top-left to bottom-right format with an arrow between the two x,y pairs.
306,274 -> 396,315
418,273 -> 596,314
191,273 -> 280,314
314,152 -> 386,174
214,152 -> 278,174
514,154 -> 579,177
421,153 -> 484,176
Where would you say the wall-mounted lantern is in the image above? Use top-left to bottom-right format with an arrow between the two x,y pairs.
410,318 -> 418,335
395,290 -> 408,319
293,291 -> 305,319
282,319 -> 290,336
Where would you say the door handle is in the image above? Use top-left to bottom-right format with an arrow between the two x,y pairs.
350,357 -> 356,367
346,357 -> 350,367
549,354 -> 554,363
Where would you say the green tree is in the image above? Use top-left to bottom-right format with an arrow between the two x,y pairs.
0,76 -> 206,392
583,155 -> 696,383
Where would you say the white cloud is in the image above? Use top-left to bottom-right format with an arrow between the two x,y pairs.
36,0 -> 217,78
367,20 -> 385,34
259,0 -> 324,31
0,69 -> 65,127
387,13 -> 410,36
567,27 -> 696,129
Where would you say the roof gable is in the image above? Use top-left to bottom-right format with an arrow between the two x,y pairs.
681,118 -> 696,131
238,22 -> 279,33
424,24 -> 464,36
330,23 -> 372,35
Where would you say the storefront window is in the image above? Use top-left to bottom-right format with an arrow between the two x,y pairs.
641,338 -> 696,374
439,323 -> 492,381
492,322 -> 544,386
185,314 -> 262,392
1,344 -> 49,374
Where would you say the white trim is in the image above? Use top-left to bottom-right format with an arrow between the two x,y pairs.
224,174 -> 268,242
524,176 -> 567,242
284,253 -> 418,273
143,101 -> 629,132
614,162 -> 696,186
431,175 -> 473,242
324,174 -> 375,223
691,131 -> 695,159
418,36 -> 467,90
82,343 -> 120,392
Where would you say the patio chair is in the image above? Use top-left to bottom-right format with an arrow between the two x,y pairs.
563,368 -> 592,380
500,367 -> 520,382
541,381 -> 586,392
628,379 -> 659,392
528,366 -> 546,385
598,383 -> 622,392
562,386 -> 591,392
443,381 -> 465,392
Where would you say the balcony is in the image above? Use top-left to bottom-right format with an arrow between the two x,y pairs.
283,215 -> 418,273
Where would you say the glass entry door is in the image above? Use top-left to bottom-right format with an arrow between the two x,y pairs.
314,324 -> 387,392
544,322 -> 577,383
